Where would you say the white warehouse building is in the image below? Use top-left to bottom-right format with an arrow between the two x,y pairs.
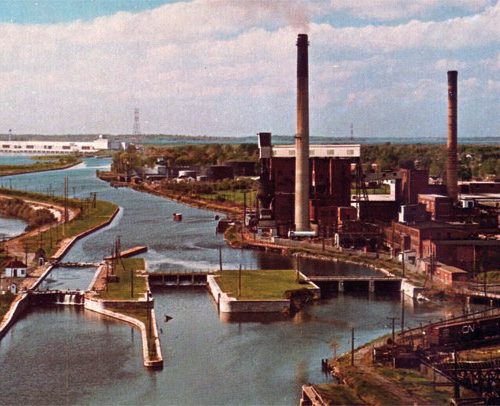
0,137 -> 109,154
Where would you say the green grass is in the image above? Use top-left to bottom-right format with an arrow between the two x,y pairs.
200,189 -> 257,205
0,292 -> 15,320
24,199 -> 118,257
97,258 -> 147,300
0,156 -> 80,175
340,366 -> 403,405
215,269 -> 313,300
376,367 -> 452,404
0,186 -> 82,208
313,384 -> 364,405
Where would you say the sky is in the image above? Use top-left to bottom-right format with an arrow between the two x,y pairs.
0,0 -> 498,139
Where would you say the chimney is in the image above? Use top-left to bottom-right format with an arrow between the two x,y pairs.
295,33 -> 310,231
446,70 -> 458,201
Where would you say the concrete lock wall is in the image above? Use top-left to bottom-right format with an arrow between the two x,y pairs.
207,275 -> 290,313
84,297 -> 162,368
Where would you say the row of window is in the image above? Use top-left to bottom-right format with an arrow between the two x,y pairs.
0,145 -> 92,150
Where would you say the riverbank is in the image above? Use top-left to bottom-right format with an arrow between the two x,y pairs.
0,191 -> 119,336
97,173 -> 242,217
0,156 -> 82,177
85,258 -> 163,368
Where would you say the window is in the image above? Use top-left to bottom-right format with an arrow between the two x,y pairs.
81,146 -> 90,150
26,145 -> 34,149
62,146 -> 70,150
2,145 -> 10,148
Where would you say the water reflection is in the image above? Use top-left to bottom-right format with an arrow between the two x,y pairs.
0,158 -> 470,405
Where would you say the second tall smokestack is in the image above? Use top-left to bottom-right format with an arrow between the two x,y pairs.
295,33 -> 310,231
447,71 -> 458,201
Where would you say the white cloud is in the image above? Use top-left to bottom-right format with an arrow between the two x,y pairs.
330,0 -> 496,21
0,0 -> 498,137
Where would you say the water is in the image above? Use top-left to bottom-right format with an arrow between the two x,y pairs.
0,216 -> 27,239
0,155 -> 38,166
0,158 -> 462,405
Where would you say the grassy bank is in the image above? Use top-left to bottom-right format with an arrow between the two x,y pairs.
97,258 -> 146,300
23,199 -> 118,258
95,258 -> 158,357
215,269 -> 312,300
0,186 -> 82,208
0,292 -> 15,320
0,155 -> 81,177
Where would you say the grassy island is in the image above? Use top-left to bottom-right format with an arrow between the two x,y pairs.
0,155 -> 81,177
96,258 -> 147,301
215,269 -> 313,300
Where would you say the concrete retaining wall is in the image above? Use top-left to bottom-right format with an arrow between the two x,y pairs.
401,279 -> 424,299
84,297 -> 163,368
207,275 -> 291,313
0,206 -> 120,341
52,206 -> 120,261
0,293 -> 30,339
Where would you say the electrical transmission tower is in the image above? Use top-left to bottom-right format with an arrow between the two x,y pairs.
133,108 -> 141,135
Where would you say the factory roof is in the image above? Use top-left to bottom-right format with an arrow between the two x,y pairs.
270,144 -> 360,158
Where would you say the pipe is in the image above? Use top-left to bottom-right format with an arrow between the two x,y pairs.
295,33 -> 310,231
447,70 -> 458,201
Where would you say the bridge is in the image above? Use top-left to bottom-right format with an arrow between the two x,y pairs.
56,262 -> 100,268
305,275 -> 402,293
148,271 -> 213,287
423,358 -> 500,402
28,289 -> 85,305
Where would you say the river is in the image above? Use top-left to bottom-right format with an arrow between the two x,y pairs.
0,158 -> 463,405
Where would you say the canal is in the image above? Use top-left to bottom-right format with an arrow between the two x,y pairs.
0,158 -> 462,405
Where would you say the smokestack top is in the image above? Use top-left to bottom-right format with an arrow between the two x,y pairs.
297,34 -> 309,78
297,33 -> 308,45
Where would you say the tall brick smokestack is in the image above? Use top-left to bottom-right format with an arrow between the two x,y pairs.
447,70 -> 458,201
295,33 -> 310,231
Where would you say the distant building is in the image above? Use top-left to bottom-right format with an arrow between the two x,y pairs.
0,137 -> 109,154
206,165 -> 234,181
4,260 -> 28,278
225,161 -> 256,177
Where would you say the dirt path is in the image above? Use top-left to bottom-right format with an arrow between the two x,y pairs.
1,195 -> 79,290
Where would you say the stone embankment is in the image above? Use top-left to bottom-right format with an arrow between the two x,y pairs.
0,204 -> 120,339
85,262 -> 163,368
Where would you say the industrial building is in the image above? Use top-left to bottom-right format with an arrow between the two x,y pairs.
254,35 -> 499,282
256,34 -> 361,237
0,137 -> 109,154
257,134 -> 360,237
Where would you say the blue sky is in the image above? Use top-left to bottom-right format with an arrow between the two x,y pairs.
0,0 -> 172,24
0,0 -> 498,138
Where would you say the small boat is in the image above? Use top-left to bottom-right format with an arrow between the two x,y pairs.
173,213 -> 183,221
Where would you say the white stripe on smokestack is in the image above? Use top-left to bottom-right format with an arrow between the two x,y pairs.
295,33 -> 310,231
447,70 -> 458,201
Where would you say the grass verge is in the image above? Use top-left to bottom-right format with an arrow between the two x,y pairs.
0,292 -> 15,320
0,156 -> 80,176
313,383 -> 365,405
23,200 -> 117,258
96,258 -> 146,300
215,269 -> 313,300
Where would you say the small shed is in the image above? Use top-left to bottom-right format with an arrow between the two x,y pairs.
4,260 -> 28,278
35,248 -> 47,266
9,283 -> 18,294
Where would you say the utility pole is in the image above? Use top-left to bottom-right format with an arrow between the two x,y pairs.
402,250 -> 405,278
64,177 -> 69,223
401,291 -> 405,334
219,246 -> 223,271
387,317 -> 398,344
351,327 -> 355,366
238,264 -> 242,297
